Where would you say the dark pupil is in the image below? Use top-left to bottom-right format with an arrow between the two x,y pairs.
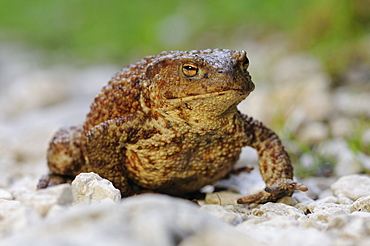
184,66 -> 196,70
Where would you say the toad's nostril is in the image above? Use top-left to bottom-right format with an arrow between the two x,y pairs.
242,58 -> 249,70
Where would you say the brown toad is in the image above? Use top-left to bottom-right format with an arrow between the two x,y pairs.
38,49 -> 307,204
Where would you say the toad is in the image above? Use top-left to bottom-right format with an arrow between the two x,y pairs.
38,49 -> 307,204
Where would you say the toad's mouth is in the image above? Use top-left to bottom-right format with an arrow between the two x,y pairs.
158,89 -> 251,114
166,89 -> 250,103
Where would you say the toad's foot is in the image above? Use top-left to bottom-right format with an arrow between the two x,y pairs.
237,179 -> 308,204
37,171 -> 74,189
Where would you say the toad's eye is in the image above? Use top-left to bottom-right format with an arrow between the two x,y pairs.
182,63 -> 198,77
242,58 -> 249,72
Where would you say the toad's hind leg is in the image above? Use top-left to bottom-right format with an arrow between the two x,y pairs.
37,126 -> 85,189
83,119 -> 134,197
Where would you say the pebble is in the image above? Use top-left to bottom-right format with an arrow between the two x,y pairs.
319,139 -> 363,176
315,195 -> 338,204
71,172 -> 121,205
350,196 -> 370,212
296,121 -> 329,144
17,184 -> 73,216
363,129 -> 370,145
204,191 -> 242,206
252,202 -> 305,220
307,203 -> 351,222
201,204 -> 243,225
0,200 -> 41,237
328,213 -> 370,241
0,189 -> 13,200
331,174 -> 370,200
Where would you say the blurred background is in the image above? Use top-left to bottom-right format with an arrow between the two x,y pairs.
0,0 -> 369,189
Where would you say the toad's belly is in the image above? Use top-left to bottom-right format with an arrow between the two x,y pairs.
125,140 -> 243,194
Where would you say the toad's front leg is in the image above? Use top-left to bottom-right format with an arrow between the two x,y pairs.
237,115 -> 307,204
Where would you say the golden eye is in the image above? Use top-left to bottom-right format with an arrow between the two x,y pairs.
182,63 -> 198,77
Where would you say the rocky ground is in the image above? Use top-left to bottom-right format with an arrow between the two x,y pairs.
0,41 -> 369,246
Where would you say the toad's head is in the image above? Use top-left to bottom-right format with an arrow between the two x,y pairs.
143,49 -> 254,121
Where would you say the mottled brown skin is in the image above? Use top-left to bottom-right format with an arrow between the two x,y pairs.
38,49 -> 307,204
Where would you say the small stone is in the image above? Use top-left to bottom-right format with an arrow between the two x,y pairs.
204,191 -> 241,206
363,129 -> 370,145
224,205 -> 250,220
316,195 -> 338,204
201,204 -> 243,225
335,155 -> 363,177
9,176 -> 38,200
319,139 -> 362,176
307,203 -> 351,222
263,214 -> 302,228
298,217 -> 328,231
72,172 -> 121,205
180,226 -> 261,246
328,213 -> 370,240
0,188 -> 13,200
337,193 -> 354,205
2,71 -> 67,116
333,89 -> 370,117
357,152 -> 370,171
350,196 -> 370,212
297,121 -> 329,144
253,202 -> 305,220
18,184 -> 73,216
330,117 -> 353,137
46,204 -> 69,218
298,177 -> 336,200
277,196 -> 298,206
0,199 -> 41,237
294,201 -> 314,214
331,174 -> 370,201
318,189 -> 334,200
292,191 -> 315,203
